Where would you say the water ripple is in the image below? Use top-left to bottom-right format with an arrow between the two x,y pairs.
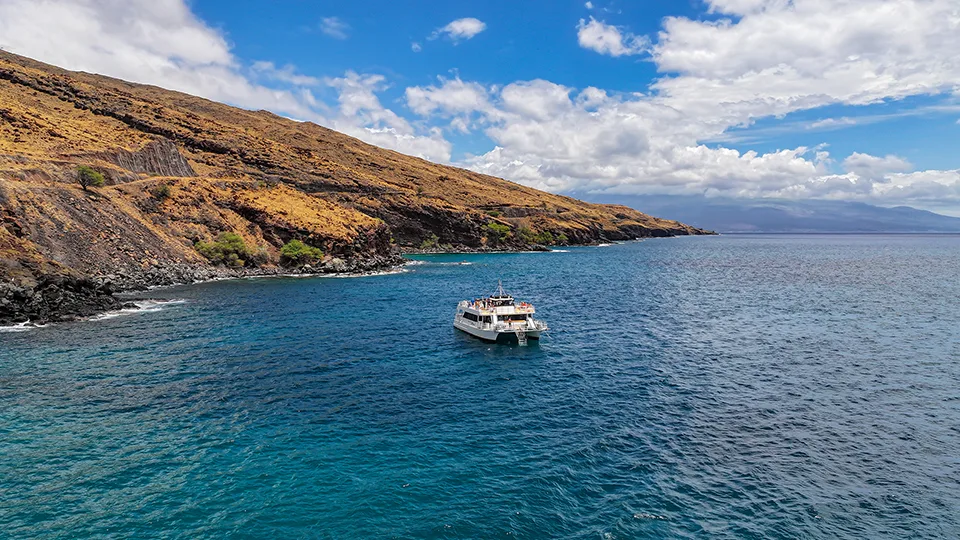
2,236 -> 959,538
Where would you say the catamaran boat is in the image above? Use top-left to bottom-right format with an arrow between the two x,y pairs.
454,282 -> 548,345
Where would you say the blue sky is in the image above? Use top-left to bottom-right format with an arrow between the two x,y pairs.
193,1 -> 681,91
2,0 -> 959,213
190,0 -> 959,168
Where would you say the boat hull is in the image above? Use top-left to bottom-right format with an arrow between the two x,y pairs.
454,320 -> 542,343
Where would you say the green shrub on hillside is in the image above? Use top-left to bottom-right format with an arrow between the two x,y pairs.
534,230 -> 555,245
280,239 -> 324,266
77,165 -> 105,191
249,245 -> 271,266
517,226 -> 557,245
420,233 -> 440,249
152,183 -> 172,201
195,232 -> 251,267
484,222 -> 511,245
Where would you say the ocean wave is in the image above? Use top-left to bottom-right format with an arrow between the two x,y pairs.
244,273 -> 320,280
633,513 -> 667,520
0,321 -> 47,333
1,300 -> 189,331
405,260 -> 473,267
133,299 -> 188,312
230,269 -> 412,282
325,268 -> 410,278
146,276 -> 233,290
91,299 -> 188,321
549,249 -> 571,253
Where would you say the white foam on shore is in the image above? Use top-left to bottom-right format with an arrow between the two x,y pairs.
135,299 -> 188,312
90,299 -> 187,321
405,260 -> 473,267
240,267 -> 411,280
146,276 -> 233,290
0,321 -> 46,333
325,267 -> 410,278
550,249 -> 571,253
244,273 -> 317,280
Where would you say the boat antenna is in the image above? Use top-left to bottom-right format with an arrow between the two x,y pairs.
496,279 -> 507,297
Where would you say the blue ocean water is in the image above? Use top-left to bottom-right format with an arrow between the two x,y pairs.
2,235 -> 959,539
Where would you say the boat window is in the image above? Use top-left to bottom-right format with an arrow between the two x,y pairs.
502,314 -> 528,322
462,312 -> 479,322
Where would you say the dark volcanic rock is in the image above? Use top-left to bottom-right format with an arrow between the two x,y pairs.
0,274 -> 121,325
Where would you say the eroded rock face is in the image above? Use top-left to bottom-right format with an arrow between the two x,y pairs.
101,138 -> 196,179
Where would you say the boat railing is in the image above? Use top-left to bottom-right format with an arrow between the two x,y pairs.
459,315 -> 547,332
461,302 -> 536,315
495,319 -> 548,332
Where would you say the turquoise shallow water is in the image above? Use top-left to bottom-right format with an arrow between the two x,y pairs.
2,235 -> 959,539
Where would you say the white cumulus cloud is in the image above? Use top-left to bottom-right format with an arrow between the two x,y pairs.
652,0 -> 960,126
2,0 -> 960,212
405,77 -> 493,117
450,0 -> 960,210
326,72 -> 452,162
433,17 -> 487,42
405,0 -> 960,209
0,0 -> 450,161
842,152 -> 913,182
577,17 -> 649,57
251,61 -> 321,86
0,0 -> 316,118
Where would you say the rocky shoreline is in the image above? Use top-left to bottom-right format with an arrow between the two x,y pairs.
400,244 -> 554,255
0,252 -> 406,326
0,275 -> 124,327
0,243 -> 576,326
0,238 -> 713,327
0,50 -> 715,328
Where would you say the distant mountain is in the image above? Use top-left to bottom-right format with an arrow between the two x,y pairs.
582,195 -> 960,233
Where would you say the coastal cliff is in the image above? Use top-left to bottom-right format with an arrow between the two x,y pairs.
0,51 -> 710,324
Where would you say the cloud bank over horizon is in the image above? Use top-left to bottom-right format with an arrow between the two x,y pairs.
1,0 -> 959,213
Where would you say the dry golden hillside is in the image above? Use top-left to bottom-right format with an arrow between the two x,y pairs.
0,50 -> 708,322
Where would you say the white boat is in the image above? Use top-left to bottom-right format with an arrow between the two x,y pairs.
454,282 -> 548,345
